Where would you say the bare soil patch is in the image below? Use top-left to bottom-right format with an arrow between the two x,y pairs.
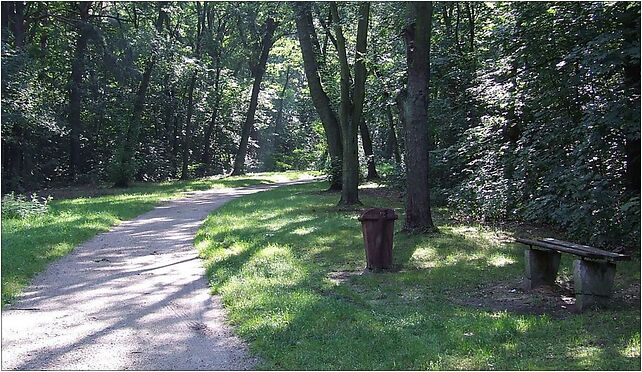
359,186 -> 404,200
449,278 -> 640,318
327,270 -> 363,284
33,183 -> 124,199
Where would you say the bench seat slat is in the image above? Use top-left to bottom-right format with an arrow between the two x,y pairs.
537,238 -> 630,261
515,238 -> 628,261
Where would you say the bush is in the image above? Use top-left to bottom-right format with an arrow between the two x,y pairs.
109,147 -> 137,187
379,160 -> 406,190
1,192 -> 52,219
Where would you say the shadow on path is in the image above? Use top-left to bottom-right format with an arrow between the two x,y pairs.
1,178 -> 316,370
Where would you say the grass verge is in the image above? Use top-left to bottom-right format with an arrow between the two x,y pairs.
1,171 -> 316,305
196,181 -> 641,370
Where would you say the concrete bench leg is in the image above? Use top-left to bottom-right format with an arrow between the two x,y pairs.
573,259 -> 616,311
524,249 -> 561,289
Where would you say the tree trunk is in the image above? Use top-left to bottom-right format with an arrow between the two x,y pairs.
1,3 -> 9,45
180,72 -> 198,179
114,3 -> 165,187
201,17 -> 226,167
68,2 -> 91,181
402,1 -> 436,232
231,17 -> 277,176
273,65 -> 291,145
622,5 -> 641,192
395,89 -> 408,156
384,92 -> 401,163
8,1 -> 26,48
264,65 -> 291,170
332,1 -> 369,205
171,105 -> 181,177
466,2 -> 474,52
294,2 -> 343,190
113,57 -> 155,187
3,1 -> 29,190
201,64 -> 221,166
442,3 -> 452,42
359,119 -> 379,180
180,2 -> 207,180
455,2 -> 462,55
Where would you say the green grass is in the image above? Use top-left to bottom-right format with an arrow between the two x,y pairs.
1,171 -> 316,305
196,181 -> 641,370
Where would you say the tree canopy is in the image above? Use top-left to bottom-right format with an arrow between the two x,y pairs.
2,1 -> 639,248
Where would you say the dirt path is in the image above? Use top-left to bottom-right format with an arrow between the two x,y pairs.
1,179 -> 315,370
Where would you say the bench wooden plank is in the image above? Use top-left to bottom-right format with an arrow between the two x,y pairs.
538,238 -> 630,261
515,238 -> 618,261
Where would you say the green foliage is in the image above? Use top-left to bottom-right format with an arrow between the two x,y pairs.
378,160 -> 406,190
1,1 -> 638,249
1,2 -> 324,191
422,2 -> 642,249
109,147 -> 138,187
197,182 -> 640,370
1,192 -> 52,219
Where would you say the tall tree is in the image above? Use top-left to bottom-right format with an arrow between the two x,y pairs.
383,91 -> 401,163
359,118 -> 379,180
402,1 -> 436,231
68,1 -> 92,181
621,2 -> 641,192
231,16 -> 277,176
294,2 -> 343,191
2,1 -> 29,189
201,11 -> 228,168
181,2 -> 207,180
331,1 -> 370,205
263,64 -> 291,171
113,3 -> 166,187
371,62 -> 400,165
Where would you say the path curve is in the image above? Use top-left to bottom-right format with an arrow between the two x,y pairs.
2,179 -> 315,370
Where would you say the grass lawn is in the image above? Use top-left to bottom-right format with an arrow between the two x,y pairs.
1,171 -> 315,305
196,181 -> 641,370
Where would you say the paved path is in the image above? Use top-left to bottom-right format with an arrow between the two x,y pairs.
2,179 -> 315,370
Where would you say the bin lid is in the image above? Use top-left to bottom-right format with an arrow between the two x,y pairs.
358,208 -> 398,221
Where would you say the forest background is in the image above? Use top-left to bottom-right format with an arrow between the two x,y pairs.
1,1 -> 640,249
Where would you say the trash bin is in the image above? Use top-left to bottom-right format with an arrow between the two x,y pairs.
358,208 -> 398,271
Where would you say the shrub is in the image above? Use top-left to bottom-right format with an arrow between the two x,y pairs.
379,160 -> 406,190
1,192 -> 52,219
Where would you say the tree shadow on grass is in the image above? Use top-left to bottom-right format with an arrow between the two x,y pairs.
37,176 -> 279,200
196,182 -> 640,370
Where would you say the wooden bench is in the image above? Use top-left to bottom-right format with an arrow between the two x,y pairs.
516,237 -> 631,311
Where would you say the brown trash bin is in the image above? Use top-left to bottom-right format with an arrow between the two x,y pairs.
358,208 -> 398,271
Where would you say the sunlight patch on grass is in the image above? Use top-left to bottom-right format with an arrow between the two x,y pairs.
443,251 -> 486,265
569,345 -> 603,368
409,247 -> 438,268
240,244 -> 304,284
489,254 -> 516,267
515,318 -> 535,333
358,182 -> 384,189
46,242 -> 73,259
291,226 -> 317,236
503,341 -> 518,352
621,333 -> 641,358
